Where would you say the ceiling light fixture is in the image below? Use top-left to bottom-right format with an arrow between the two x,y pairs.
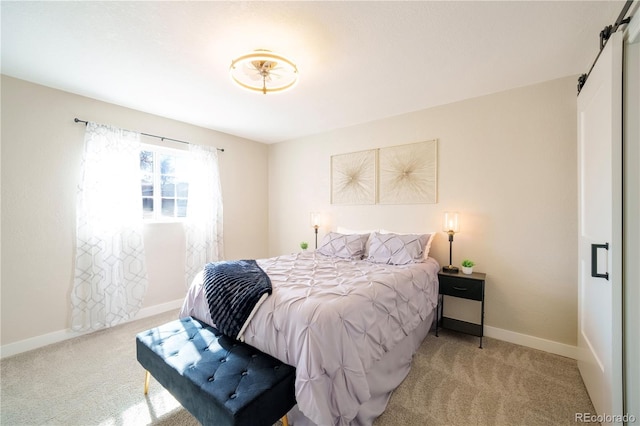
229,49 -> 298,95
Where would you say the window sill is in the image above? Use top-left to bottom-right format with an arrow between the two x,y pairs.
143,218 -> 186,225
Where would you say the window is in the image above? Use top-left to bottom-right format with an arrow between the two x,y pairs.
140,145 -> 190,220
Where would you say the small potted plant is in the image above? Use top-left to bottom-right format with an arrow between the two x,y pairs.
461,259 -> 475,275
300,241 -> 309,251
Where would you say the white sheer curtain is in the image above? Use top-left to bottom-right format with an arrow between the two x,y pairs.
71,122 -> 148,331
184,144 -> 224,287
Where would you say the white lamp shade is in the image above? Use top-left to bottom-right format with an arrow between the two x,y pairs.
310,212 -> 320,228
443,212 -> 459,233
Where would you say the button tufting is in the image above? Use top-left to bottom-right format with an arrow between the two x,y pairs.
139,317 -> 297,424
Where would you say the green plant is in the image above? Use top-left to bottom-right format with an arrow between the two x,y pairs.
300,241 -> 309,250
461,259 -> 475,268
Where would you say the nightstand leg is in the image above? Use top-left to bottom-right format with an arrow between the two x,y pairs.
435,295 -> 441,337
479,292 -> 485,349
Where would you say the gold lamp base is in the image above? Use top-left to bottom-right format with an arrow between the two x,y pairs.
442,265 -> 459,273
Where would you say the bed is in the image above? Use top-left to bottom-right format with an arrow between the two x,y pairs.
180,231 -> 439,425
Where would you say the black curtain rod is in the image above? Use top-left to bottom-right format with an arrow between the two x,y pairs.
578,0 -> 634,94
74,118 -> 224,152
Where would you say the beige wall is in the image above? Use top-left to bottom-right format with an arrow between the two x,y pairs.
268,76 -> 578,346
1,74 -> 580,350
1,76 -> 269,346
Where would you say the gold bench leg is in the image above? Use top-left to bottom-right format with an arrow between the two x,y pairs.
281,415 -> 289,426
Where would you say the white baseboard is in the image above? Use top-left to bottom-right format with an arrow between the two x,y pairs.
485,325 -> 578,359
136,298 -> 184,320
0,299 -> 183,359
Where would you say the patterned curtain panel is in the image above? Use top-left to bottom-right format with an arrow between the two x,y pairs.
184,144 -> 224,287
71,122 -> 148,331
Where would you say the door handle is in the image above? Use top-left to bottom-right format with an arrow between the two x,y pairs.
591,243 -> 609,280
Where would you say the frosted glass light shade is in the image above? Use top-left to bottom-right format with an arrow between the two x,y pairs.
310,212 -> 320,228
443,212 -> 459,233
229,50 -> 298,94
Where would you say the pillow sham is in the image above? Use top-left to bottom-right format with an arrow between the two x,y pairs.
336,227 -> 378,257
380,229 -> 436,259
317,232 -> 370,260
367,232 -> 429,265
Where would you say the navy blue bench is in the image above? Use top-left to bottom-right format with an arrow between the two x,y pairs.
136,316 -> 296,426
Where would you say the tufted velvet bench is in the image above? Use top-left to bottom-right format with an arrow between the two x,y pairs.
136,316 -> 296,426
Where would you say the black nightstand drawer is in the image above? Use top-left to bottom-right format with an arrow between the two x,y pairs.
439,275 -> 483,300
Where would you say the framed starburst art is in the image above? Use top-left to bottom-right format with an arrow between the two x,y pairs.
378,140 -> 438,204
331,149 -> 376,205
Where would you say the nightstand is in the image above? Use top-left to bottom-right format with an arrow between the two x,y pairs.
436,271 -> 486,348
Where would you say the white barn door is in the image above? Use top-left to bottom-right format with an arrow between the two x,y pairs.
577,30 -> 623,422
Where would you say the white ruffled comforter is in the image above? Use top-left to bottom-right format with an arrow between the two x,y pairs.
180,252 -> 439,425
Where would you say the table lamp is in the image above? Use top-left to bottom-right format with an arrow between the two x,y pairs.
310,212 -> 320,249
442,212 -> 460,273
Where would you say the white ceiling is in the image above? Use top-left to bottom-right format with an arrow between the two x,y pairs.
1,1 -> 625,144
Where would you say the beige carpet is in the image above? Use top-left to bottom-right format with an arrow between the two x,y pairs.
1,310 -> 595,425
376,330 -> 596,425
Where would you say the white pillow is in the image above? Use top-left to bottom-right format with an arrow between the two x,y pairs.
380,229 -> 436,259
367,232 -> 429,265
337,226 -> 378,234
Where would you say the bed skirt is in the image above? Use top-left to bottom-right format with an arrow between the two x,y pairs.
287,310 -> 435,425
